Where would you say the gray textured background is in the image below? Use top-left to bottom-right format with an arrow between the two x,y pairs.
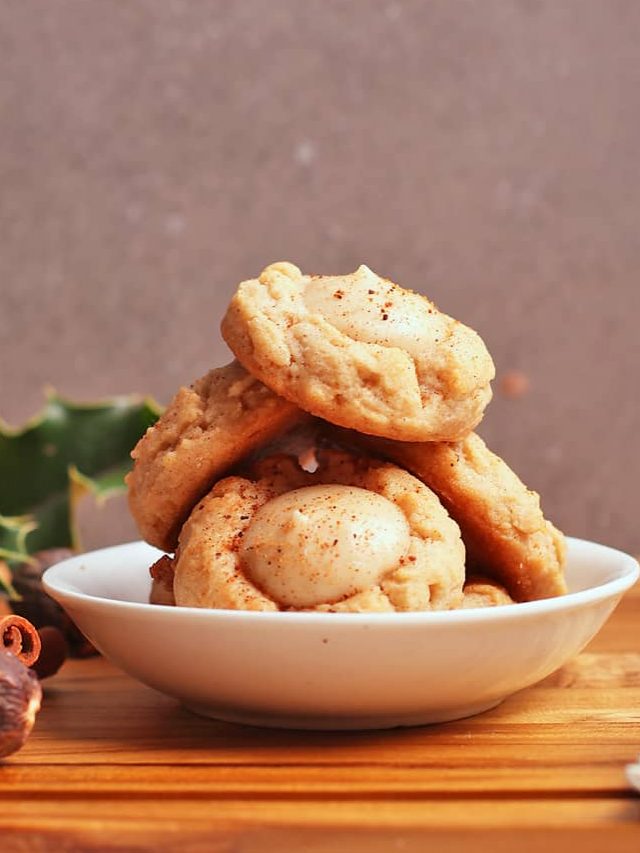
1,1 -> 638,553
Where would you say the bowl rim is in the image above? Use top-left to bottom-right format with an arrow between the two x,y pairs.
42,536 -> 639,627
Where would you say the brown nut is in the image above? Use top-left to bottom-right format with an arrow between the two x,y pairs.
0,650 -> 42,759
31,626 -> 69,680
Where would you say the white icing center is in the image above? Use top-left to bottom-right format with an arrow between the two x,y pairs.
240,484 -> 410,608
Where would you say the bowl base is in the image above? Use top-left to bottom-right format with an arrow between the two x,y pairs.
182,697 -> 504,730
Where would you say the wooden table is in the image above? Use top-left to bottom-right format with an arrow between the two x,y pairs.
2,582 -> 639,851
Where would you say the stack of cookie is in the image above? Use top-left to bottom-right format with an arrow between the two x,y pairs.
127,263 -> 566,612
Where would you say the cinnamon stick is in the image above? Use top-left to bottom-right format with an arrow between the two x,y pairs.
1,615 -> 42,667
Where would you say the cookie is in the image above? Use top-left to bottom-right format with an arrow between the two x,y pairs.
342,431 -> 567,602
461,576 -> 514,609
173,449 -> 466,612
126,361 -> 305,552
221,262 -> 495,442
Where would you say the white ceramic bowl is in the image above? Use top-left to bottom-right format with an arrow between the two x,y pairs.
43,538 -> 638,730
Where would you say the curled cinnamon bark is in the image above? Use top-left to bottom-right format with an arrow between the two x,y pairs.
1,615 -> 42,667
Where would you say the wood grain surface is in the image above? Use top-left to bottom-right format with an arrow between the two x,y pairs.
1,582 -> 639,851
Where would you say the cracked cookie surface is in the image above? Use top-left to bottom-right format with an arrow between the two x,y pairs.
350,431 -> 567,602
221,262 -> 495,442
173,449 -> 466,612
126,361 -> 304,551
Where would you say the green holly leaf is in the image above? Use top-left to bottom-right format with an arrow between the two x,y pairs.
0,514 -> 35,595
0,390 -> 161,568
0,514 -> 36,565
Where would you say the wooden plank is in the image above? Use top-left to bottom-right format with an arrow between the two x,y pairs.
0,795 -> 639,829
16,661 -> 640,768
2,824 -> 640,853
0,759 -> 636,795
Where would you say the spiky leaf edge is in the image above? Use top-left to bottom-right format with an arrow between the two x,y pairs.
0,389 -> 161,596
